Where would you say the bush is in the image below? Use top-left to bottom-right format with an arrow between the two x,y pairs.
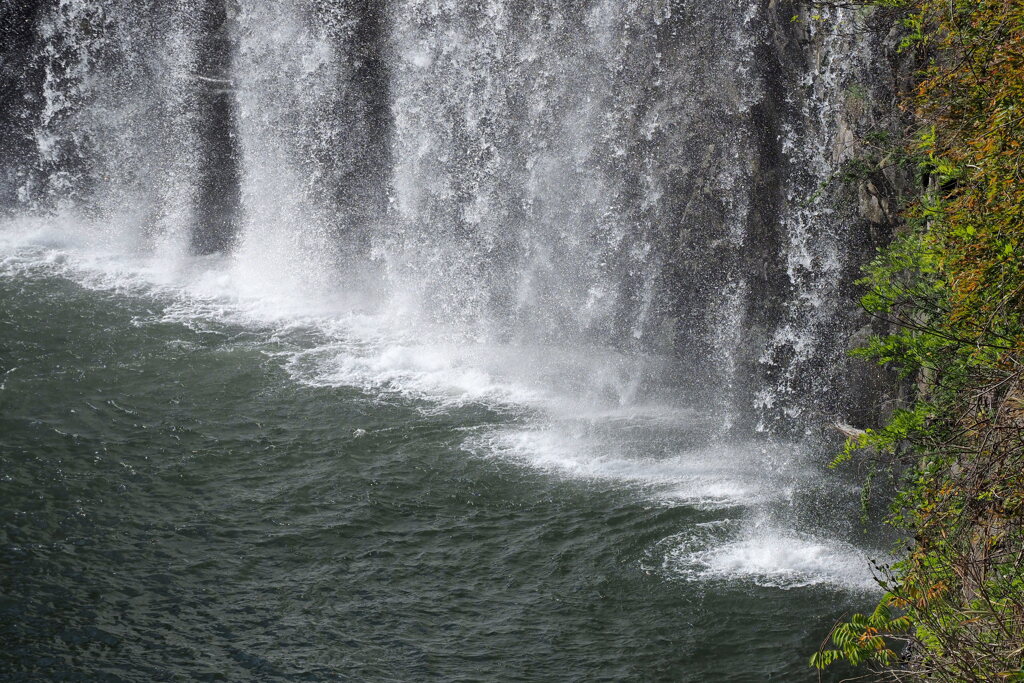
814,0 -> 1024,679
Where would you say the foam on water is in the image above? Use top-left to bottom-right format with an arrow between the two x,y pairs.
284,340 -> 549,409
0,218 -> 882,593
649,520 -> 881,591
0,216 -> 644,414
463,427 -> 793,509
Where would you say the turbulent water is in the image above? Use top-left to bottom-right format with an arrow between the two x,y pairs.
1,0 -> 897,680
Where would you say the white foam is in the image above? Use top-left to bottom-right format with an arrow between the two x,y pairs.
464,427 -> 812,509
284,340 -> 549,409
1,218 -> 877,592
0,217 -> 649,415
652,520 -> 881,591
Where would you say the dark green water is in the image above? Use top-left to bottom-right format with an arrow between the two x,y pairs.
0,258 -> 876,681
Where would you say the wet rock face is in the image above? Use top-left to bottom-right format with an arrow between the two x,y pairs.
739,4 -> 914,432
322,0 -> 391,241
191,0 -> 242,255
0,1 -> 49,212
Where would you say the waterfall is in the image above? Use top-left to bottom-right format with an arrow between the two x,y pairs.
17,0 -> 201,252
0,0 -> 890,434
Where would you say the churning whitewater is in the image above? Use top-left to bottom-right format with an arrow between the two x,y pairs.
1,0 -> 896,679
0,218 -> 879,592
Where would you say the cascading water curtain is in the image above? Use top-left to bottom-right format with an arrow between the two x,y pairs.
7,0 -> 883,433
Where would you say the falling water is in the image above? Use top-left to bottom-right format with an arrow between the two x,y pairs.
3,0 -> 889,424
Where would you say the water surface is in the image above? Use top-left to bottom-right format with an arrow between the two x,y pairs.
0,239 -> 880,681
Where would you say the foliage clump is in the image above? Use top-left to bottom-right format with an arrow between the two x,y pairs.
814,0 -> 1024,679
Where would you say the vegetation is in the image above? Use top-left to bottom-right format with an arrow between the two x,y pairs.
813,0 -> 1024,679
